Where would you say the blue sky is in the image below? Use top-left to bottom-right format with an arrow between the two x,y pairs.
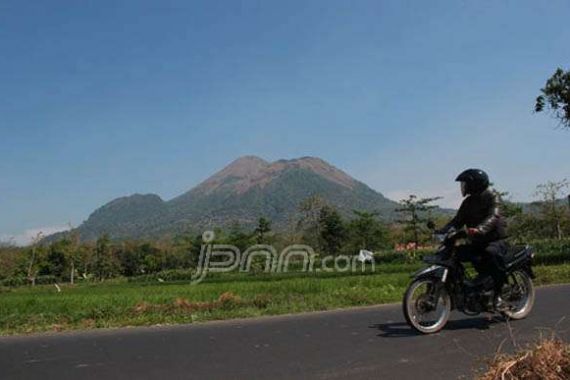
1,0 -> 569,244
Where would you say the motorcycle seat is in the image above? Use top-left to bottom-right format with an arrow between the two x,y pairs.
503,245 -> 529,264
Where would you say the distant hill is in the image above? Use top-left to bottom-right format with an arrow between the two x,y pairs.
515,197 -> 570,214
49,156 -> 451,241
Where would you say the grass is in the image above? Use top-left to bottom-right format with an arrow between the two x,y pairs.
0,263 -> 569,336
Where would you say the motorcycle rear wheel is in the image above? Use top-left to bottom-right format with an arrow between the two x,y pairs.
501,270 -> 535,320
403,278 -> 451,334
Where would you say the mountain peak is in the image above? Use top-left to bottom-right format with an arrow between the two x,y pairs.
192,155 -> 358,195
194,155 -> 269,194
278,156 -> 356,189
62,155 -> 410,241
227,155 -> 269,172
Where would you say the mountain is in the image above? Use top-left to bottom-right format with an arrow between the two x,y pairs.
54,156 -> 438,241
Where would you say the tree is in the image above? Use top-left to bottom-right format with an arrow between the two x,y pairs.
535,68 -> 570,129
346,210 -> 388,252
534,179 -> 569,240
396,195 -> 441,250
318,206 -> 347,256
0,237 -> 15,248
45,239 -> 69,280
26,232 -> 44,286
507,211 -> 548,242
297,195 -> 327,251
171,233 -> 202,269
117,241 -> 145,277
219,223 -> 252,252
93,235 -> 117,280
254,217 -> 272,244
66,227 -> 81,284
0,244 -> 21,281
140,242 -> 166,273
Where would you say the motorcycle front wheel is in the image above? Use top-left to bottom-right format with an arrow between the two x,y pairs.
403,278 -> 451,334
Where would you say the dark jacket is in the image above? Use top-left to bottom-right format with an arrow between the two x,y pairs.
444,189 -> 507,244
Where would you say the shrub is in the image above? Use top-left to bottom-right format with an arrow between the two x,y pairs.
0,275 -> 57,287
128,269 -> 195,283
530,239 -> 570,266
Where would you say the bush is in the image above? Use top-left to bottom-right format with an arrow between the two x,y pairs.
530,239 -> 570,266
0,277 -> 27,287
0,275 -> 58,287
128,269 -> 195,283
373,248 -> 432,264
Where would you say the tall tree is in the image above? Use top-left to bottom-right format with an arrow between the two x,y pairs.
254,217 -> 272,244
396,195 -> 441,250
64,226 -> 81,284
0,238 -> 15,248
93,235 -> 116,280
318,206 -> 347,256
117,241 -> 145,277
297,195 -> 327,251
534,179 -> 569,240
223,223 -> 253,252
347,210 -> 388,252
46,239 -> 69,280
26,232 -> 44,286
535,68 -> 570,129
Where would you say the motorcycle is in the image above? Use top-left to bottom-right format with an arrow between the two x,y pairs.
403,227 -> 536,334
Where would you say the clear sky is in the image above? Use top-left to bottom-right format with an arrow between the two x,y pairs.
1,0 -> 569,244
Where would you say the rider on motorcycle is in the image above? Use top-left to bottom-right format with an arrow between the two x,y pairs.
438,169 -> 508,309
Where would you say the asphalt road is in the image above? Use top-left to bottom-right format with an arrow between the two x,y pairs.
1,284 -> 569,380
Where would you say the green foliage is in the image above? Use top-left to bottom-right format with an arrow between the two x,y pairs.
345,210 -> 389,253
1,275 -> 57,287
534,180 -> 569,240
0,247 -> 21,280
535,68 -> 570,129
43,240 -> 68,279
318,206 -> 347,256
506,180 -> 570,241
297,195 -> 328,250
254,217 -> 272,244
93,235 -> 118,281
529,239 -> 570,266
396,195 -> 441,249
127,269 -> 197,283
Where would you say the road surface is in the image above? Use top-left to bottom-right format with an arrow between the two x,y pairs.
1,284 -> 569,380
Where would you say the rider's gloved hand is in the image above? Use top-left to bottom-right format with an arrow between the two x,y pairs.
467,228 -> 480,237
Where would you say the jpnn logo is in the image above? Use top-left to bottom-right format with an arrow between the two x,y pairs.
190,231 -> 374,285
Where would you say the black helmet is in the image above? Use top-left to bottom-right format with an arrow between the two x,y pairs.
455,169 -> 489,195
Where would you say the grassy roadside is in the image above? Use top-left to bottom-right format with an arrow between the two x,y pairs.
0,264 -> 569,336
